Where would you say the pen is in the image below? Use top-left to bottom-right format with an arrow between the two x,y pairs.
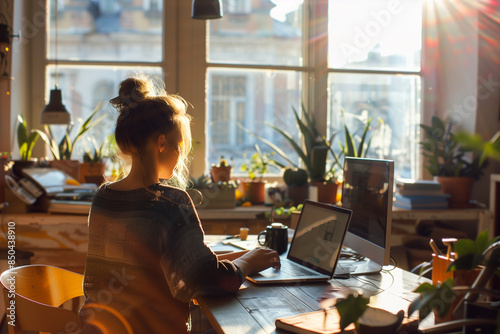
429,239 -> 442,256
225,234 -> 240,240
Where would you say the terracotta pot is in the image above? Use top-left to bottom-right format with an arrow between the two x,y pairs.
211,165 -> 232,183
311,181 -> 338,204
241,181 -> 266,204
434,176 -> 475,208
12,160 -> 36,179
287,185 -> 309,206
49,160 -> 80,181
79,162 -> 106,184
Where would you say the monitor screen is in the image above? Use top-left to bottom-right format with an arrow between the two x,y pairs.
342,158 -> 392,248
340,157 -> 394,273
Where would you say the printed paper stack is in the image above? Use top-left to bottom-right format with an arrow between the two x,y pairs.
394,178 -> 449,210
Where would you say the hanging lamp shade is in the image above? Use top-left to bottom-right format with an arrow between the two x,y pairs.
41,88 -> 71,124
191,0 -> 223,20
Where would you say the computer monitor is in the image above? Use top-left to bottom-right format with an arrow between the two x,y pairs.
340,157 -> 394,275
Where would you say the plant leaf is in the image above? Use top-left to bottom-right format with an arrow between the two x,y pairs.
336,294 -> 369,331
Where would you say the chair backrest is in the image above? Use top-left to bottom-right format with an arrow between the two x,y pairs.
0,264 -> 84,334
79,302 -> 133,334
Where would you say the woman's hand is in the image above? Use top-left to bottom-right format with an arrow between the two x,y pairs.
232,248 -> 281,277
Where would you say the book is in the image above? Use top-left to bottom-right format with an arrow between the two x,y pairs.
275,308 -> 418,334
393,201 -> 448,210
396,178 -> 442,191
394,194 -> 449,205
396,188 -> 444,197
275,308 -> 355,334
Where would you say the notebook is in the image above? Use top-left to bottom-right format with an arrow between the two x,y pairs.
247,200 -> 352,284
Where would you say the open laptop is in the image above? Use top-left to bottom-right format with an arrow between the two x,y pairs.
247,200 -> 352,284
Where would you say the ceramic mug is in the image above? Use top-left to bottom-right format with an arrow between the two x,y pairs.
258,222 -> 288,255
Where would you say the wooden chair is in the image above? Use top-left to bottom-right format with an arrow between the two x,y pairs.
0,264 -> 84,334
79,302 -> 133,334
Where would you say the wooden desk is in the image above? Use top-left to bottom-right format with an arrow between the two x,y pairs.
197,267 -> 433,333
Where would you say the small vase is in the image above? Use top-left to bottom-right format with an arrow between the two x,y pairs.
79,162 -> 106,184
241,181 -> 266,204
211,165 -> 232,183
311,181 -> 338,204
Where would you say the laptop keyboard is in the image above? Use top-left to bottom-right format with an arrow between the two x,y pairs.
279,261 -> 315,277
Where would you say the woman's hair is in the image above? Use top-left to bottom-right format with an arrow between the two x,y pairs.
110,76 -> 192,189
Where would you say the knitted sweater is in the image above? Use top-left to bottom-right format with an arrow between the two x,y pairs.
81,183 -> 244,333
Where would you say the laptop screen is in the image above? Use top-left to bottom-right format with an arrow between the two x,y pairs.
287,201 -> 352,276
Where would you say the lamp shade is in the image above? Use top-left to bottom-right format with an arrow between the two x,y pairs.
191,0 -> 223,20
41,88 -> 71,124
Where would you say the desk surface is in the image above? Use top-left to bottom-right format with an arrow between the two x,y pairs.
199,238 -> 434,333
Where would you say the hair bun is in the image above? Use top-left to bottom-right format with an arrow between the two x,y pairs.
110,78 -> 150,110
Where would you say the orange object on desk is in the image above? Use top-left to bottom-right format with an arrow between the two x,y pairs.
432,253 -> 454,285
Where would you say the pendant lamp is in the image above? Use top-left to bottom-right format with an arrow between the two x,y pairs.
41,0 -> 70,124
191,0 -> 223,20
41,88 -> 70,124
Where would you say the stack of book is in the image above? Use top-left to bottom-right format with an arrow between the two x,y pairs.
394,178 -> 449,210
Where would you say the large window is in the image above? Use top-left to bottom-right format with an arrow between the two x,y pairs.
45,0 -> 423,181
206,0 -> 423,180
46,0 -> 163,161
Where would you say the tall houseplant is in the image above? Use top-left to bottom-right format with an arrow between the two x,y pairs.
12,114 -> 41,177
420,115 -> 488,208
244,105 -> 341,203
39,106 -> 104,180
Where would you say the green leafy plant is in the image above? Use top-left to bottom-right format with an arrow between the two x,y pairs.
447,230 -> 500,272
241,144 -> 280,181
39,105 -> 104,160
420,115 -> 488,179
455,130 -> 500,164
82,134 -> 113,163
339,109 -> 373,159
336,294 -> 370,331
409,232 -> 500,329
16,114 -> 41,161
242,105 -> 341,183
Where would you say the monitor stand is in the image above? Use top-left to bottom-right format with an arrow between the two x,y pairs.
335,257 -> 382,276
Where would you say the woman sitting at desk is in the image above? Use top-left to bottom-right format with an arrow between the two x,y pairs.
81,76 -> 280,333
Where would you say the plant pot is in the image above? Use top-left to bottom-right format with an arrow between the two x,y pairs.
434,176 -> 475,208
286,185 -> 309,206
50,160 -> 80,181
12,160 -> 36,179
79,162 -> 106,184
241,181 -> 266,204
211,165 -> 232,183
311,181 -> 338,204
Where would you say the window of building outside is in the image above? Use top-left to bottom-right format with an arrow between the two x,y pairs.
47,0 -> 422,181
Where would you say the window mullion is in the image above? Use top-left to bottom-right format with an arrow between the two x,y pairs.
307,0 -> 329,137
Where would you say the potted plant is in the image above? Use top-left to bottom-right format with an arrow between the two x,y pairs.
409,231 -> 500,329
240,144 -> 280,204
211,156 -> 232,183
12,114 -> 41,178
243,105 -> 342,203
282,167 -> 309,205
79,134 -> 112,185
420,115 -> 488,208
189,174 -> 238,210
38,106 -> 104,181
